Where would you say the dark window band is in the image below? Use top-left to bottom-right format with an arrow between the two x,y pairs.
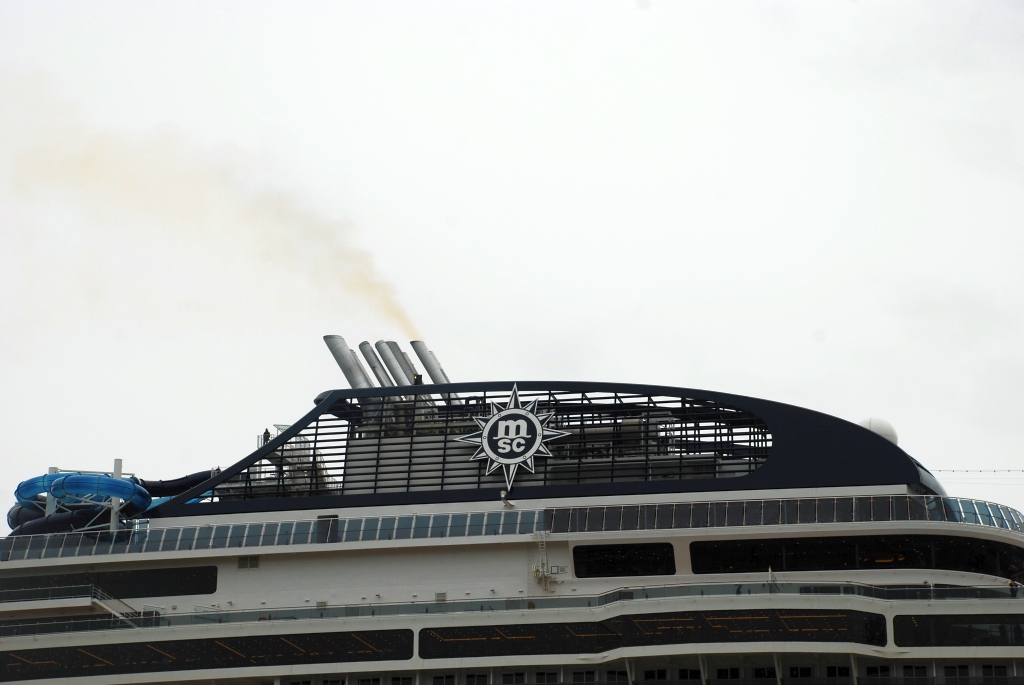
419,609 -> 886,658
894,614 -> 1024,647
573,544 -> 675,578
0,566 -> 217,599
0,629 -> 413,682
690,535 -> 1024,580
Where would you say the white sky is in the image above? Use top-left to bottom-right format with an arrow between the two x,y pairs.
1,2 -> 1023,531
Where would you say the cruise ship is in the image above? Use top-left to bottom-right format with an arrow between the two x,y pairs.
2,337 -> 1023,685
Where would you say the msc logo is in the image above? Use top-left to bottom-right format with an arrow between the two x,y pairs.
456,384 -> 569,490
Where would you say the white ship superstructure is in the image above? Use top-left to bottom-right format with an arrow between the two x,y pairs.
1,337 -> 1022,685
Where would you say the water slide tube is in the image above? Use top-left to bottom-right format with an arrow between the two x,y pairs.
8,470 -> 214,536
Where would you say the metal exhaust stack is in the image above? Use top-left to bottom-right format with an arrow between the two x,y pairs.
411,340 -> 460,403
386,341 -> 419,385
324,336 -> 374,389
359,342 -> 395,387
375,340 -> 412,386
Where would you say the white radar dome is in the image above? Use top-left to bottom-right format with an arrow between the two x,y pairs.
858,417 -> 898,445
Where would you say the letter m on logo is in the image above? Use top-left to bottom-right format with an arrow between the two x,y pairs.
496,419 -> 529,439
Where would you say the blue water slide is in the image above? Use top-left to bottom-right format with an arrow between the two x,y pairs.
15,474 -> 64,507
48,474 -> 152,517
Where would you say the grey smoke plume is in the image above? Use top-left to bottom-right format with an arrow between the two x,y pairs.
1,74 -> 419,338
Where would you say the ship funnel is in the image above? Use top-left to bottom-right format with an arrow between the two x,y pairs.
375,340 -> 412,386
411,340 -> 460,404
324,336 -> 374,389
359,341 -> 395,387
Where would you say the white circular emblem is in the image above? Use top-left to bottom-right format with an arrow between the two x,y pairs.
481,408 -> 545,465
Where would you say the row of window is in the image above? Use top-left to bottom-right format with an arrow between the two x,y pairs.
0,566 -> 217,599
3,495 -> 1022,564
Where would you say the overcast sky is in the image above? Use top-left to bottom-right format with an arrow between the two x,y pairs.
1,2 -> 1023,530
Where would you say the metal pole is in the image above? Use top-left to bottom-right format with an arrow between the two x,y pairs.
110,459 -> 122,532
45,466 -> 58,516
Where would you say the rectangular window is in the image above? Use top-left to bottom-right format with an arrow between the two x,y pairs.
502,674 -> 525,685
327,679 -> 345,685
360,679 -> 382,685
679,670 -> 701,681
716,669 -> 740,680
536,673 -> 558,684
237,555 -> 259,569
392,678 -> 412,685
789,667 -> 812,679
573,544 -> 675,578
827,667 -> 851,678
607,671 -> 629,682
642,670 -> 666,681
982,666 -> 1008,678
865,666 -> 890,678
753,667 -> 776,679
433,677 -> 454,685
945,666 -> 968,679
466,674 -> 488,685
895,615 -> 1024,647
573,672 -> 596,683
903,666 -> 926,679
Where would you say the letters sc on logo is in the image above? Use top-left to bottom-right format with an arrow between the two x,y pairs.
483,409 -> 544,465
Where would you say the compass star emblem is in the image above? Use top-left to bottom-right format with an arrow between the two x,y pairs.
457,384 -> 569,490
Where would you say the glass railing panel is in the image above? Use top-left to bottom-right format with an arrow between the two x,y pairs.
872,496 -> 892,522
782,499 -> 799,525
816,497 -> 835,524
484,511 -> 501,535
411,515 -> 430,539
60,534 -> 83,557
160,528 -> 180,552
853,496 -> 871,522
959,499 -> 980,525
376,517 -> 395,541
499,511 -> 518,535
126,530 -> 148,553
742,500 -> 761,526
25,535 -> 46,560
726,501 -> 744,527
177,527 -> 197,550
621,505 -> 640,530
41,534 -> 65,559
975,501 -> 995,527
449,513 -> 467,537
761,500 -> 780,525
429,515 -> 449,539
641,504 -> 657,530
690,502 -> 709,528
585,507 -> 605,532
568,507 -> 586,532
226,524 -> 247,547
835,497 -> 854,522
361,517 -> 378,541
518,510 -> 536,534
243,523 -> 264,547
142,529 -> 165,553
604,505 -> 622,531
710,502 -> 727,527
989,506 -> 1009,530
344,518 -> 363,542
292,520 -> 312,545
908,496 -> 928,521
655,504 -> 674,529
798,499 -> 816,524
925,496 -> 946,522
260,523 -> 278,546
891,495 -> 909,521
394,516 -> 413,540
73,533 -> 95,557
942,497 -> 964,523
468,512 -> 486,535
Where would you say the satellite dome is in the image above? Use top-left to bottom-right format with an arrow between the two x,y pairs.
858,417 -> 898,445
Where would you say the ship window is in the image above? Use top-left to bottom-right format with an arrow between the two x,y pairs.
573,672 -> 596,683
393,678 -> 412,685
894,615 -> 1024,647
903,666 -> 926,678
982,666 -> 1008,678
485,512 -> 502,535
607,671 -> 629,682
469,512 -> 486,535
237,555 -> 259,569
433,676 -> 455,685
518,510 -> 536,534
826,667 -> 851,678
362,517 -> 379,541
536,673 -> 558,684
413,515 -> 431,539
573,543 -> 675,578
501,511 -> 519,535
378,517 -> 396,540
449,514 -> 468,536
642,670 -> 666,681
753,667 -> 776,679
292,520 -> 312,545
361,679 -> 382,685
0,565 -> 217,598
431,515 -> 450,538
502,673 -> 525,684
865,667 -> 890,678
717,669 -> 740,679
945,666 -> 969,680
466,674 -> 488,685
327,679 -> 346,685
789,667 -> 812,679
679,670 -> 701,680
394,516 -> 413,540
345,519 -> 363,542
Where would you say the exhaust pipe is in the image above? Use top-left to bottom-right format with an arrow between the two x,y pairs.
359,342 -> 395,387
375,340 -> 412,386
386,341 -> 420,385
411,340 -> 460,404
324,336 -> 374,389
